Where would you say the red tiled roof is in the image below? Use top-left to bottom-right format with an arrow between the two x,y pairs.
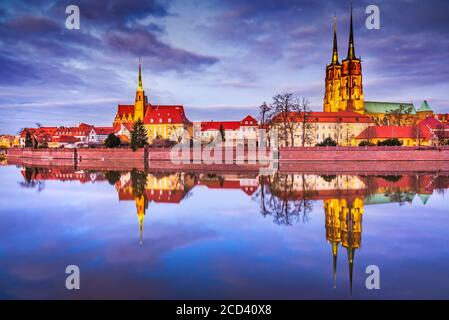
53,135 -> 80,143
144,105 -> 191,125
116,105 -> 135,116
201,115 -> 259,131
201,121 -> 241,131
20,127 -> 58,138
272,111 -> 372,124
93,127 -> 115,135
356,125 -> 432,140
54,125 -> 91,137
240,115 -> 258,126
418,116 -> 449,130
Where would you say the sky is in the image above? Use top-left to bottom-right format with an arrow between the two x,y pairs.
0,0 -> 449,133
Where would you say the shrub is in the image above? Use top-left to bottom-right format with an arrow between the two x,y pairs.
358,140 -> 376,146
316,137 -> 337,147
104,133 -> 121,148
377,138 -> 402,146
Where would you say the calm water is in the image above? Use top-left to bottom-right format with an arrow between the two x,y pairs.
0,163 -> 449,299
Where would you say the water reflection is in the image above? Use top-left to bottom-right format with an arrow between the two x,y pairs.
13,164 -> 449,296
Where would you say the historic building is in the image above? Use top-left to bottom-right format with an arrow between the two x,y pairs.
324,10 -> 364,114
270,111 -> 372,146
355,116 -> 449,146
323,10 -> 438,127
113,62 -> 193,144
197,115 -> 259,146
0,135 -> 19,149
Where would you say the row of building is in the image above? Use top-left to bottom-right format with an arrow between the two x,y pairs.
2,9 -> 449,149
14,123 -> 131,148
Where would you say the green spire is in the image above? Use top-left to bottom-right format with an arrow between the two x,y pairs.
332,14 -> 339,64
418,100 -> 432,112
347,5 -> 356,60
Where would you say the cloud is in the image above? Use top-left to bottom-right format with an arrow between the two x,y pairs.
105,27 -> 219,71
0,0 -> 448,133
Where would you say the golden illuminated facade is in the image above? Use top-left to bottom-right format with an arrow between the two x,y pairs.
135,195 -> 147,245
113,62 -> 193,144
324,197 -> 364,292
324,9 -> 364,114
134,60 -> 146,123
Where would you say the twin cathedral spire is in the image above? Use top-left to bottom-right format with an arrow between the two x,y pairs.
324,7 -> 364,114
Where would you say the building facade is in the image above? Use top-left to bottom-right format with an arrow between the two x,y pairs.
198,115 -> 259,146
113,62 -> 193,144
324,10 -> 364,114
270,111 -> 372,147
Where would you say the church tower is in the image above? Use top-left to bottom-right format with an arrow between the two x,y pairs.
324,15 -> 342,112
339,7 -> 364,113
135,194 -> 147,245
134,59 -> 147,122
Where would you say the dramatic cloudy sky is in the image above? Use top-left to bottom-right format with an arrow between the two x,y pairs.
0,0 -> 448,133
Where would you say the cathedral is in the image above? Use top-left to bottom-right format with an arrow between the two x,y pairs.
323,9 -> 435,126
323,9 -> 364,114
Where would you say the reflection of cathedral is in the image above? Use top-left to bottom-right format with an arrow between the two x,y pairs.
17,166 -> 449,289
324,197 -> 363,292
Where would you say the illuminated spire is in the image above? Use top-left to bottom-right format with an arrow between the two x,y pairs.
139,213 -> 144,246
347,4 -> 356,60
137,57 -> 143,92
332,242 -> 339,288
331,14 -> 339,64
135,195 -> 146,246
347,247 -> 355,295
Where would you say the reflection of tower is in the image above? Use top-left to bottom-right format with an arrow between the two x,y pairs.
324,197 -> 364,293
135,195 -> 148,245
324,199 -> 341,288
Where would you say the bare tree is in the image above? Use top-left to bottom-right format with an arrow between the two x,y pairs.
258,102 -> 272,127
297,98 -> 314,147
386,104 -> 413,126
270,93 -> 303,147
434,124 -> 448,146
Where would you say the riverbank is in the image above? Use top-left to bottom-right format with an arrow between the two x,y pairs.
6,146 -> 449,161
5,146 -> 449,174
